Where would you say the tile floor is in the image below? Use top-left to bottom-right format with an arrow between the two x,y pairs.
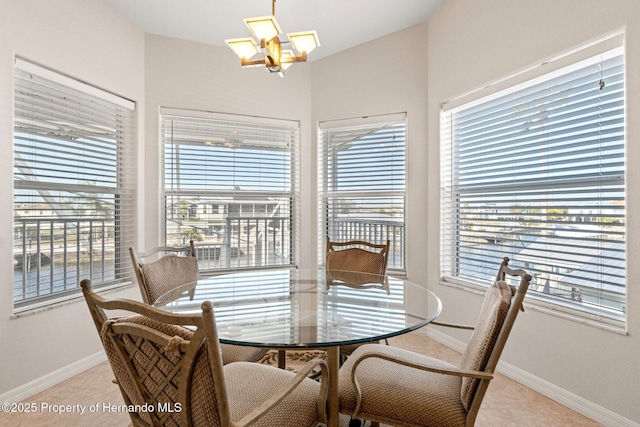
0,332 -> 603,426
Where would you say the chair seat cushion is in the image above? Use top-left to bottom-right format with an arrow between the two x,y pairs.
339,344 -> 467,427
224,362 -> 322,427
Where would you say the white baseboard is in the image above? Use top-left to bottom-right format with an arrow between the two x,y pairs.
0,351 -> 107,404
2,334 -> 639,427
426,328 -> 639,427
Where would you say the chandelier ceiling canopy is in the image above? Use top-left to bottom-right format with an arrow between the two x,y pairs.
225,0 -> 320,77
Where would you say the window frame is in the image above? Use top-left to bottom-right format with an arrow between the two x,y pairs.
439,38 -> 626,329
160,108 -> 300,272
12,58 -> 136,314
318,113 -> 407,274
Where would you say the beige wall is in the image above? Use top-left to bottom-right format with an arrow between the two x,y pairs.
1,0 -> 639,424
310,22 -> 430,289
142,34 -> 316,268
425,0 -> 640,423
0,0 -> 145,395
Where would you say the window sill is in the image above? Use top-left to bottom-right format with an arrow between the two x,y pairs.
439,278 -> 627,336
12,282 -> 135,319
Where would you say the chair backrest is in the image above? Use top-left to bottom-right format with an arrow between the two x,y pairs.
325,237 -> 390,276
81,279 -> 232,427
460,257 -> 531,421
129,240 -> 199,304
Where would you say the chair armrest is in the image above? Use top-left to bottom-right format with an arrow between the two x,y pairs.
348,350 -> 492,419
430,321 -> 475,330
236,358 -> 329,426
351,350 -> 493,381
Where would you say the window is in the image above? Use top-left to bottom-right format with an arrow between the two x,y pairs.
319,114 -> 407,273
13,59 -> 135,312
161,109 -> 299,271
441,44 -> 625,323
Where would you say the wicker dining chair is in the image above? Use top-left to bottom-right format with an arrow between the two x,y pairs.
325,237 -> 390,278
81,279 -> 329,427
326,237 -> 391,360
129,242 -> 268,364
338,257 -> 531,427
129,241 -> 199,305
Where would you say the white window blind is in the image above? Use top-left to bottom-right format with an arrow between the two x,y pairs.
161,110 -> 299,271
441,46 -> 625,323
13,59 -> 135,311
319,114 -> 406,273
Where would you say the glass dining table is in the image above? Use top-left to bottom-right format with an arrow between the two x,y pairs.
153,267 -> 442,427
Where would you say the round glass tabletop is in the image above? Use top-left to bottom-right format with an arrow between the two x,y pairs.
153,268 -> 441,349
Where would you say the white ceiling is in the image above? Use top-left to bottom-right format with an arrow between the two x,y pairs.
107,0 -> 446,60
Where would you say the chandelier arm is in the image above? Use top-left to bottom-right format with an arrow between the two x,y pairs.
272,0 -> 276,16
240,58 -> 267,67
280,52 -> 307,64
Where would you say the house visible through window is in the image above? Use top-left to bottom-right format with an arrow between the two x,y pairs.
318,113 -> 407,273
440,43 -> 626,324
161,109 -> 299,271
13,59 -> 135,312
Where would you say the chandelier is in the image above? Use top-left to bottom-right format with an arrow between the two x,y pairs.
225,0 -> 320,77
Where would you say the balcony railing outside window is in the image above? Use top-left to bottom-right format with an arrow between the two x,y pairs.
13,218 -> 124,307
167,216 -> 293,270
